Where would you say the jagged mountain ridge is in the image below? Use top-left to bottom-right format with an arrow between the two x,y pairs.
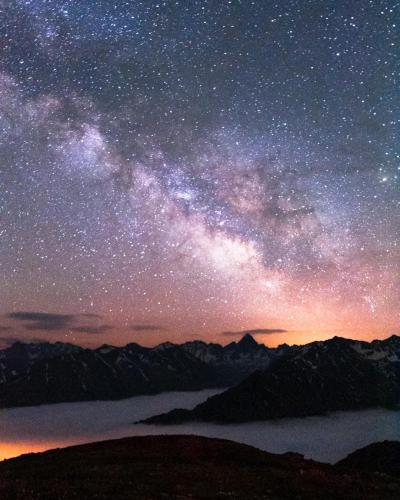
181,333 -> 275,384
0,341 -> 82,385
143,335 -> 400,424
0,334 -> 274,408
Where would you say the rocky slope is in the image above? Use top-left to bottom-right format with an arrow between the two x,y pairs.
0,435 -> 399,500
143,335 -> 400,424
0,334 -> 274,408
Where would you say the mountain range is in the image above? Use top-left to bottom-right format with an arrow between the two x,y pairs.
2,334 -> 399,419
0,334 -> 274,408
143,334 -> 400,424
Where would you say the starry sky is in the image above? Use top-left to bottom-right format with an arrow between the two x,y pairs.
0,0 -> 398,348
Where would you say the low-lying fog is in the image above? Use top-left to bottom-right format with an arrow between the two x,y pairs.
1,389 -> 399,463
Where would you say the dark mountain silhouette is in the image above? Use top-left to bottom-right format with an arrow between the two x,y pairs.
337,440 -> 400,476
142,335 -> 400,424
0,335 -> 274,408
0,435 -> 399,500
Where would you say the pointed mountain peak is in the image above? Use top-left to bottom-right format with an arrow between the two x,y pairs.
238,333 -> 258,348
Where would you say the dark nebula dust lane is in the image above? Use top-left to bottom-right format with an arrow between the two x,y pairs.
0,0 -> 398,347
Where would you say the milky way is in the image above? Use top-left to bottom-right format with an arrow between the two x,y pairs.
0,1 -> 398,347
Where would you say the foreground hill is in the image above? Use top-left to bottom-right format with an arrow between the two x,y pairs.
1,435 -> 399,500
0,335 -> 274,408
143,335 -> 400,424
337,440 -> 400,476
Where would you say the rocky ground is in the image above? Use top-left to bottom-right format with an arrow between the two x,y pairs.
1,435 -> 400,499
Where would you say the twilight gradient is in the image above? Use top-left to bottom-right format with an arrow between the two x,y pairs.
0,0 -> 398,347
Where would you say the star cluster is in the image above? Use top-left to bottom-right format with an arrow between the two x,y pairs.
0,0 -> 398,346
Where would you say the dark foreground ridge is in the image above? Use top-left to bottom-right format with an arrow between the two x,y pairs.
337,440 -> 400,476
1,435 -> 400,500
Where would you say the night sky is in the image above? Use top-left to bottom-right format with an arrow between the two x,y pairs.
0,0 -> 398,348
